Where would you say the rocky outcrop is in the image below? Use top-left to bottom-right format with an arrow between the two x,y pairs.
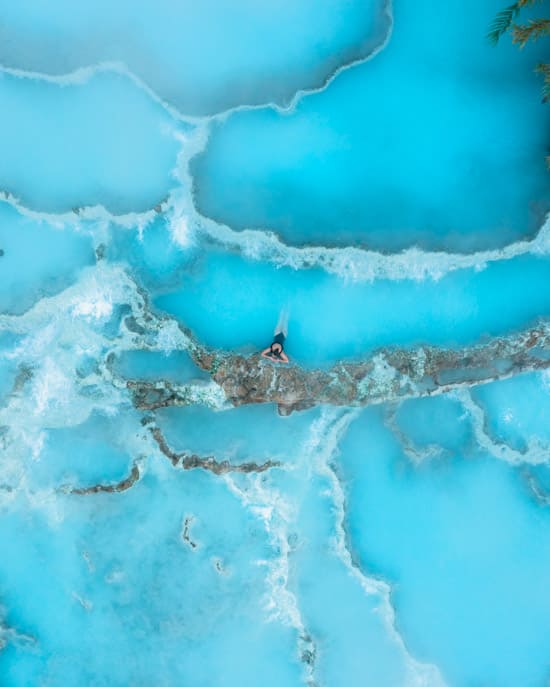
128,323 -> 550,414
149,425 -> 280,474
65,464 -> 140,495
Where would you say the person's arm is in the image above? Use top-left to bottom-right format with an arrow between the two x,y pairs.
279,351 -> 289,363
260,347 -> 272,359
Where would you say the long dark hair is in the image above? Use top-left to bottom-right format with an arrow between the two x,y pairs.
270,342 -> 283,358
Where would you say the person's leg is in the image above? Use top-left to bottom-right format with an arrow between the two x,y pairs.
274,306 -> 289,338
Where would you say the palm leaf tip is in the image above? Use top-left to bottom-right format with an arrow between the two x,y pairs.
512,19 -> 550,47
488,3 -> 521,44
536,63 -> 550,102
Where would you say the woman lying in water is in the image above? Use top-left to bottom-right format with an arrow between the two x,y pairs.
261,308 -> 290,364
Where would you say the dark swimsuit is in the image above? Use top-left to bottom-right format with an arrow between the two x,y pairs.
269,332 -> 286,359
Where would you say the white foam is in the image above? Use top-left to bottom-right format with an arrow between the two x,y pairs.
222,407 -> 447,686
309,407 -> 447,687
192,208 -> 550,283
71,592 -> 93,611
0,0 -> 393,123
0,188 -> 159,232
32,357 -> 71,416
3,68 -> 538,289
224,470 -> 317,685
171,215 -> 193,248
0,613 -> 35,650
70,295 -> 113,321
1,111 -> 548,287
0,262 -> 150,506
175,381 -> 227,409
154,320 -> 191,354
383,406 -> 445,465
168,123 -> 550,284
454,388 -> 550,466
1,30 -> 548,290
0,62 -> 193,124
541,369 -> 550,392
357,353 -> 398,398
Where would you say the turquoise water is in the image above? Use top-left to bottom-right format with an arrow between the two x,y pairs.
156,251 -> 550,365
0,1 -> 549,686
0,202 -> 95,314
340,406 -> 550,687
192,0 -> 550,251
0,71 -> 183,213
0,0 -> 387,116
471,372 -> 550,452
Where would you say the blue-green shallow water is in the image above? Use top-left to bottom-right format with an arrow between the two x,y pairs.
0,0 -> 387,116
156,250 -> 550,366
0,1 -> 549,686
0,202 -> 95,314
192,0 -> 550,252
339,406 -> 550,687
0,71 -> 183,214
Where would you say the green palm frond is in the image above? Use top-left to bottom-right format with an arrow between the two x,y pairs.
513,19 -> 550,46
535,63 -> 550,102
488,3 -> 522,44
